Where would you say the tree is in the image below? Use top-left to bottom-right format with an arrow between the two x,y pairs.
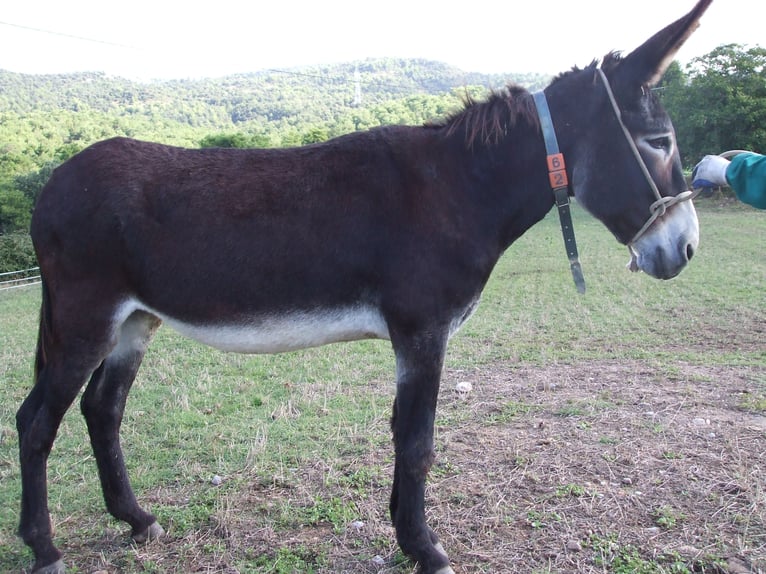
199,132 -> 272,148
661,44 -> 766,167
301,126 -> 329,145
200,133 -> 252,148
0,231 -> 37,273
0,188 -> 33,234
15,162 -> 58,205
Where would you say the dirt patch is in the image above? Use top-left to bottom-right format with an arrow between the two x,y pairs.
46,360 -> 766,573
425,360 -> 766,574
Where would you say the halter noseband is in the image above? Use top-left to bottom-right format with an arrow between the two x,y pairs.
532,69 -> 697,292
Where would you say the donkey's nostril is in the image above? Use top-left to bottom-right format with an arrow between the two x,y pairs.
685,243 -> 695,262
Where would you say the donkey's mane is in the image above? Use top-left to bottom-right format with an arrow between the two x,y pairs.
430,84 -> 538,147
599,52 -> 624,74
549,53 -> 626,84
430,53 -> 620,148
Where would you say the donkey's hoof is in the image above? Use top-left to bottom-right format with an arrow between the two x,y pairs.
132,521 -> 165,544
33,559 -> 65,574
433,541 -> 449,559
419,547 -> 454,574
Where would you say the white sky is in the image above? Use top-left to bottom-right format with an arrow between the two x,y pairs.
0,1 -> 763,81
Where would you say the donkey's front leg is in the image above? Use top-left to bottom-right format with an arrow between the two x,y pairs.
390,332 -> 455,574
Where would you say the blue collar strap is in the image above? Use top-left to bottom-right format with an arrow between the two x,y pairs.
532,90 -> 586,294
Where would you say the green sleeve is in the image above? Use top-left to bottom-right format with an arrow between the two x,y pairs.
725,152 -> 766,209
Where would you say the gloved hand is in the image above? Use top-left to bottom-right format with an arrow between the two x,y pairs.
692,155 -> 730,188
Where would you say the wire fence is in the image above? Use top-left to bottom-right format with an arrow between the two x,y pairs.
0,267 -> 41,291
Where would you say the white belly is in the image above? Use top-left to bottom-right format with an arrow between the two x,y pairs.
116,300 -> 390,354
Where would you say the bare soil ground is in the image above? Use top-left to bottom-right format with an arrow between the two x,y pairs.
66,358 -> 766,574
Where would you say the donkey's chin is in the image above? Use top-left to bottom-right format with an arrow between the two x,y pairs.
627,200 -> 699,280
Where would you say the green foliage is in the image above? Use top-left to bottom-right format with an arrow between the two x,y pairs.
739,392 -> 766,413
652,505 -> 684,530
199,132 -> 272,148
555,483 -> 586,497
660,44 -> 766,166
3,45 -> 765,267
0,59 -> 551,263
14,161 -> 57,204
252,545 -> 327,573
0,188 -> 33,235
589,533 -> 693,573
0,59 -> 546,136
301,125 -> 330,145
1,162 -> 59,235
0,232 -> 37,273
303,496 -> 358,533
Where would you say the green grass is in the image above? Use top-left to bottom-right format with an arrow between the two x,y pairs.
588,533 -> 698,574
0,200 -> 764,572
450,201 -> 766,368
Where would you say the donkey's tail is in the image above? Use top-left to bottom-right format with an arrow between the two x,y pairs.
16,279 -> 53,440
34,279 -> 54,381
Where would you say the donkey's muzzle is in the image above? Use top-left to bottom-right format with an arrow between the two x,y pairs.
628,200 -> 699,279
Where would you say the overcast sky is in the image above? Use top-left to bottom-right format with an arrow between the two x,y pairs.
1,1 -> 763,81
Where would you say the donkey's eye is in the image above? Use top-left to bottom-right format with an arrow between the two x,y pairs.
647,136 -> 671,151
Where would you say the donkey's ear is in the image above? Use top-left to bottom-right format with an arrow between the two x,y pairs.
615,0 -> 713,87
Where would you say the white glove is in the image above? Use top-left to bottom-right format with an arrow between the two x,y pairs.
692,155 -> 730,188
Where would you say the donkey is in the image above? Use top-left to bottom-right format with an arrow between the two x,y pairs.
17,1 -> 711,572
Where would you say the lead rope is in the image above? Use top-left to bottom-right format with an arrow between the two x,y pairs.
595,68 -> 697,245
719,149 -> 749,160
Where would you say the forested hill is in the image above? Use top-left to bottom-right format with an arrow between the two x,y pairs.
3,44 -> 765,270
0,58 -> 550,255
0,58 -> 550,130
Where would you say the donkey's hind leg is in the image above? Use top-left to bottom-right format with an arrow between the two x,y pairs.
16,372 -> 80,574
17,302 -> 119,573
80,311 -> 163,543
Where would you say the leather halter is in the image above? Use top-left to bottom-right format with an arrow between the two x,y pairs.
533,69 -> 697,292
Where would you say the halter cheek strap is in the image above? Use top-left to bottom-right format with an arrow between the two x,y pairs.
532,90 -> 586,294
595,68 -> 696,245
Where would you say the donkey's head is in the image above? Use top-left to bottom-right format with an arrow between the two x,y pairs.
544,0 -> 712,279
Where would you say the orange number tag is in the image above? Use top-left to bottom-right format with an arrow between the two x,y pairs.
546,153 -> 568,188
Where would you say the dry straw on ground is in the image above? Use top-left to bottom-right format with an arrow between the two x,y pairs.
57,359 -> 765,574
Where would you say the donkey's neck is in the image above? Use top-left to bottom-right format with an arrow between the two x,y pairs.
438,117 -> 556,255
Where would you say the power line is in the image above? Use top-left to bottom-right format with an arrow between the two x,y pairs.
0,20 -> 138,49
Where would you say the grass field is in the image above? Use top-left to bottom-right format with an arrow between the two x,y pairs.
1,200 -> 764,573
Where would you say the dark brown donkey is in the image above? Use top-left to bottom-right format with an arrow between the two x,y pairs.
17,1 -> 712,572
